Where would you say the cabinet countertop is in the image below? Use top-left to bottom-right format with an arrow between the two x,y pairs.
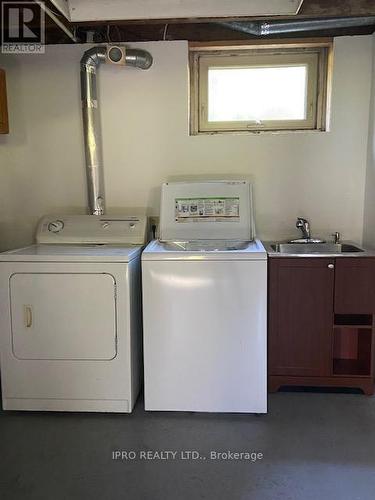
263,241 -> 375,258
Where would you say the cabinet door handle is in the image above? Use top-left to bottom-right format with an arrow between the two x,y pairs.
328,264 -> 334,269
24,305 -> 33,328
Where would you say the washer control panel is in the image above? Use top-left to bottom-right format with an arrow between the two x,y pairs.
36,215 -> 148,245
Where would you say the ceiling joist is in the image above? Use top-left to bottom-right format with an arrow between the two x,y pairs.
0,0 -> 374,45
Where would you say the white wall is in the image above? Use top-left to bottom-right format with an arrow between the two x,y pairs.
363,34 -> 375,249
0,36 -> 373,251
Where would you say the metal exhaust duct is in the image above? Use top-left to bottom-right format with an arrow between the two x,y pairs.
80,45 -> 153,215
218,16 -> 375,36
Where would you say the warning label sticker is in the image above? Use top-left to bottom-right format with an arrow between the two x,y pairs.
175,197 -> 240,223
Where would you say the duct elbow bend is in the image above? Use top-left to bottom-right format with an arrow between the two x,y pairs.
125,49 -> 153,70
80,47 -> 107,70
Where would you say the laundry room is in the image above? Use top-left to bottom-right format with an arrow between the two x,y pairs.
1,1 -> 375,499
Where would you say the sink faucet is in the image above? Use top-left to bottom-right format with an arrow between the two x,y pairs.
296,217 -> 311,240
332,232 -> 341,244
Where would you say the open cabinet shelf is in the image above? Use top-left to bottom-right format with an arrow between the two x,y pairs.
332,326 -> 373,377
334,314 -> 373,327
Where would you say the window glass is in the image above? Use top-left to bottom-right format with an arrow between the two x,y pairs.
208,65 -> 307,122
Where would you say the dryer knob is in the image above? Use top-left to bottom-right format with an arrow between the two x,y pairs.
48,220 -> 64,233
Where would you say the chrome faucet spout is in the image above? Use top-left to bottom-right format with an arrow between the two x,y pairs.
289,217 -> 325,244
296,217 -> 311,240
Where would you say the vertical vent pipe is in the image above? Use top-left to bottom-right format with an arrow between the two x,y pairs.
80,45 -> 153,215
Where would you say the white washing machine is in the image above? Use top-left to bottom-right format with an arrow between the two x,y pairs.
0,215 -> 147,413
142,181 -> 267,413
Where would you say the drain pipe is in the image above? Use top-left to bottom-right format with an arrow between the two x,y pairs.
218,16 -> 375,36
80,46 -> 153,215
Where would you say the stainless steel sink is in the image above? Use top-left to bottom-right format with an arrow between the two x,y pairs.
270,243 -> 364,254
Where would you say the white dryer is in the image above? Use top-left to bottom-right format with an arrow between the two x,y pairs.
142,181 -> 267,413
0,215 -> 147,413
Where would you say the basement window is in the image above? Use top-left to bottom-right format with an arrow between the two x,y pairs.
189,40 -> 333,134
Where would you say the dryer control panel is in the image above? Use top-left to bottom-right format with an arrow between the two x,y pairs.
36,215 -> 148,245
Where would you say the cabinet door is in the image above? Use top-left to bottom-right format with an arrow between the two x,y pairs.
10,273 -> 117,360
269,258 -> 334,376
334,258 -> 375,314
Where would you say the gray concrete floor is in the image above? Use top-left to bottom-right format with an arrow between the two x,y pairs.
1,391 -> 375,500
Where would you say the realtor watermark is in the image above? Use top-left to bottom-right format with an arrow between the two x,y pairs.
1,1 -> 45,54
112,450 -> 264,462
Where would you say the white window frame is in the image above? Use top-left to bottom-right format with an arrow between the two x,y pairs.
189,39 -> 333,135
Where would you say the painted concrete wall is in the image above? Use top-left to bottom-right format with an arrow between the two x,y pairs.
363,34 -> 375,249
0,36 -> 373,250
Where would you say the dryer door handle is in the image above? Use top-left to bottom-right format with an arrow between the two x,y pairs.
24,305 -> 33,328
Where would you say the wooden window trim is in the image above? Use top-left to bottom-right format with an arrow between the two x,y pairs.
189,38 -> 333,135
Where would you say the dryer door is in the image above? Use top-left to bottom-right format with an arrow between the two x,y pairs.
10,273 -> 117,360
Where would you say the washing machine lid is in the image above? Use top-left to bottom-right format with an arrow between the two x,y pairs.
142,239 -> 267,261
159,181 -> 254,242
0,244 -> 142,262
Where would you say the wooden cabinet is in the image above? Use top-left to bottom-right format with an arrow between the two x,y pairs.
0,69 -> 9,134
269,257 -> 375,395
